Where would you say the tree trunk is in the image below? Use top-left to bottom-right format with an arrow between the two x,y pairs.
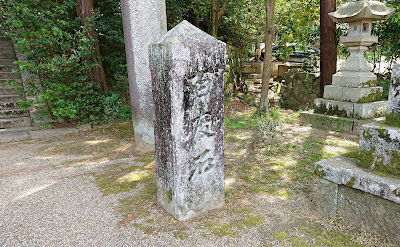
76,0 -> 108,92
194,3 -> 200,27
211,0 -> 218,37
210,0 -> 228,37
320,0 -> 337,97
259,0 -> 275,111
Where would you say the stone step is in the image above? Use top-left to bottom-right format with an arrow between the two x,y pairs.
0,72 -> 21,80
0,102 -> 19,110
0,64 -> 18,72
0,87 -> 21,95
0,79 -> 23,85
0,47 -> 16,59
0,95 -> 21,102
0,109 -> 29,118
0,117 -> 31,128
0,59 -> 18,65
0,41 -> 13,47
0,36 -> 11,42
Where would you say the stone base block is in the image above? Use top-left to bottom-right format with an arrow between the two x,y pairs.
315,157 -> 400,245
359,124 -> 400,176
299,110 -> 385,135
332,71 -> 377,87
323,85 -> 382,103
314,98 -> 386,119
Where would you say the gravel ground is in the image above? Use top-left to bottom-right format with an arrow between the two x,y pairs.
0,136 -> 266,246
0,125 -> 393,247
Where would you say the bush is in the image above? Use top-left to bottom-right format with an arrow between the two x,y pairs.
1,0 -> 131,124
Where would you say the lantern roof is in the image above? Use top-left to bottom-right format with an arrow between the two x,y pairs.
329,0 -> 395,23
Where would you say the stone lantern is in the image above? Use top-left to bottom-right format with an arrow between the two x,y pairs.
315,0 -> 395,119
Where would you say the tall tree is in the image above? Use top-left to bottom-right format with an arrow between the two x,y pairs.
76,0 -> 108,92
259,0 -> 276,111
211,0 -> 228,37
320,0 -> 337,97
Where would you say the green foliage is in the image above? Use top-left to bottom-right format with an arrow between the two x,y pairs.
1,0 -> 131,124
95,0 -> 129,101
225,45 -> 243,101
374,0 -> 400,63
257,107 -> 283,139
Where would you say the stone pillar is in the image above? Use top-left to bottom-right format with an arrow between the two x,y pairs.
387,64 -> 400,127
149,21 -> 225,221
121,0 -> 167,145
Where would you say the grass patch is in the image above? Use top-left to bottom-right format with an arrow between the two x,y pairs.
95,164 -> 153,195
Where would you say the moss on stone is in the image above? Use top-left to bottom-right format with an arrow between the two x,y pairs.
386,113 -> 400,128
358,148 -> 375,170
357,91 -> 382,103
377,128 -> 387,139
362,128 -> 371,140
315,103 -> 348,117
343,149 -> 400,177
346,177 -> 357,187
360,80 -> 377,87
167,189 -> 173,202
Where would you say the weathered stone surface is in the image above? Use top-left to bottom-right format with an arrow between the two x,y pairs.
359,123 -> 400,175
316,178 -> 338,217
338,185 -> 400,246
387,64 -> 400,127
299,110 -> 385,135
323,85 -> 382,103
314,98 -> 386,119
149,21 -> 225,221
332,71 -> 377,88
315,157 -> 400,245
121,0 -> 167,145
315,156 -> 400,204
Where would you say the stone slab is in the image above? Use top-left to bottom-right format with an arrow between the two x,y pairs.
0,109 -> 29,118
359,123 -> 400,175
314,98 -> 386,119
150,21 -> 225,221
316,178 -> 338,217
338,184 -> 400,246
0,117 -> 31,128
332,71 -> 377,87
0,125 -> 91,143
315,156 -> 400,204
323,85 -> 382,103
299,110 -> 385,135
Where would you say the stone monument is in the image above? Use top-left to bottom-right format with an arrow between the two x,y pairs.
149,21 -> 225,221
387,64 -> 400,127
121,0 -> 167,145
315,64 -> 400,245
315,0 -> 394,119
